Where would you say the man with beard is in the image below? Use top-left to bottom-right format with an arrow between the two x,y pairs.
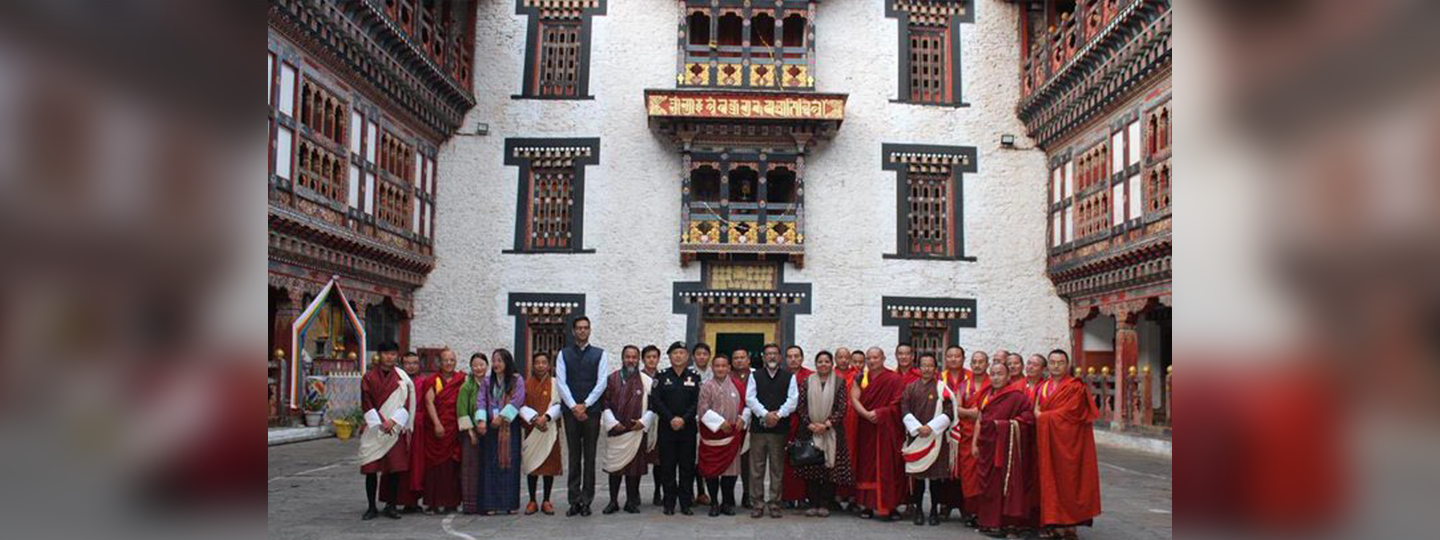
745,343 -> 798,518
358,342 -> 416,520
555,316 -> 609,517
600,345 -> 654,514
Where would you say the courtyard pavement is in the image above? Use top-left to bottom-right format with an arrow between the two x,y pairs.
269,437 -> 1171,540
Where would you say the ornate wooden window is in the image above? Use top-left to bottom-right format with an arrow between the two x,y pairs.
887,0 -> 972,106
909,320 -> 949,362
508,293 -> 585,377
516,0 -> 606,99
505,138 -> 601,253
881,297 -> 977,359
299,78 -> 347,146
678,1 -> 815,90
525,167 -> 574,250
905,170 -> 952,256
882,144 -> 977,261
296,139 -> 346,203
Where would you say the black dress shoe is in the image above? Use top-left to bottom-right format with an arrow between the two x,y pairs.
708,504 -> 721,517
858,508 -> 874,519
603,501 -> 620,515
663,507 -> 675,516
680,506 -> 694,516
361,508 -> 379,520
580,504 -> 592,516
720,505 -> 735,516
928,511 -> 941,526
913,509 -> 926,526
382,505 -> 402,519
623,502 -> 640,514
566,505 -> 580,517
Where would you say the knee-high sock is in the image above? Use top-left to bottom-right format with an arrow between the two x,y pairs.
721,476 -> 737,506
383,472 -> 398,506
705,478 -> 720,505
528,475 -> 539,502
543,476 -> 554,501
609,474 -> 622,502
912,478 -> 927,507
365,473 -> 379,511
625,475 -> 640,503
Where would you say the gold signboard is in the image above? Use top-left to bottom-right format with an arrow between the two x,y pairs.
647,91 -> 845,121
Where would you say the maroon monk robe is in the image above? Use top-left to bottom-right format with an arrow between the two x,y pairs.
422,371 -> 466,508
781,367 -> 814,502
384,371 -> 426,507
853,367 -> 907,516
974,382 -> 1037,530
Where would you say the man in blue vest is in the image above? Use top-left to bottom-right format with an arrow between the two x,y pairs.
556,316 -> 609,517
745,343 -> 799,518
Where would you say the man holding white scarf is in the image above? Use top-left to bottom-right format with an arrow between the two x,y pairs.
358,341 -> 416,520
901,353 -> 955,526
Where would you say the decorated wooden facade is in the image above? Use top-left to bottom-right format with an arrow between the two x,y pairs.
1010,0 -> 1172,430
267,0 -> 479,423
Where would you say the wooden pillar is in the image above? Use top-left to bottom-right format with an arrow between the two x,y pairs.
1113,316 -> 1139,429
271,289 -> 303,423
1071,316 -> 1087,371
1141,366 -> 1154,425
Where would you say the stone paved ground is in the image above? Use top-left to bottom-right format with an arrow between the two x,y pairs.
269,438 -> 1170,540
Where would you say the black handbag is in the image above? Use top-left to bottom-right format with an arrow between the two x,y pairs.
787,437 -> 825,467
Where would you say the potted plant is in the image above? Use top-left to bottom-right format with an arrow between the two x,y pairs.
302,394 -> 328,427
333,408 -> 363,440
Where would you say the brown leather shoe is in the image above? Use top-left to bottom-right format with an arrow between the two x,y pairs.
541,501 -> 555,515
524,501 -> 538,515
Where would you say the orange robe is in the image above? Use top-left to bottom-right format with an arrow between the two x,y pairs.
955,372 -> 990,512
1035,376 -> 1102,527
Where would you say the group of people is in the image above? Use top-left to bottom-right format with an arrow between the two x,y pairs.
357,316 -> 1103,539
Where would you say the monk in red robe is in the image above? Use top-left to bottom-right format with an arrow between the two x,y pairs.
380,351 -> 424,513
1035,349 -> 1101,539
972,363 -> 1038,537
1023,354 -> 1047,401
833,348 -> 861,506
781,345 -> 814,506
850,347 -> 907,521
896,343 -> 922,386
956,350 -> 992,526
359,342 -> 416,520
422,349 -> 465,513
